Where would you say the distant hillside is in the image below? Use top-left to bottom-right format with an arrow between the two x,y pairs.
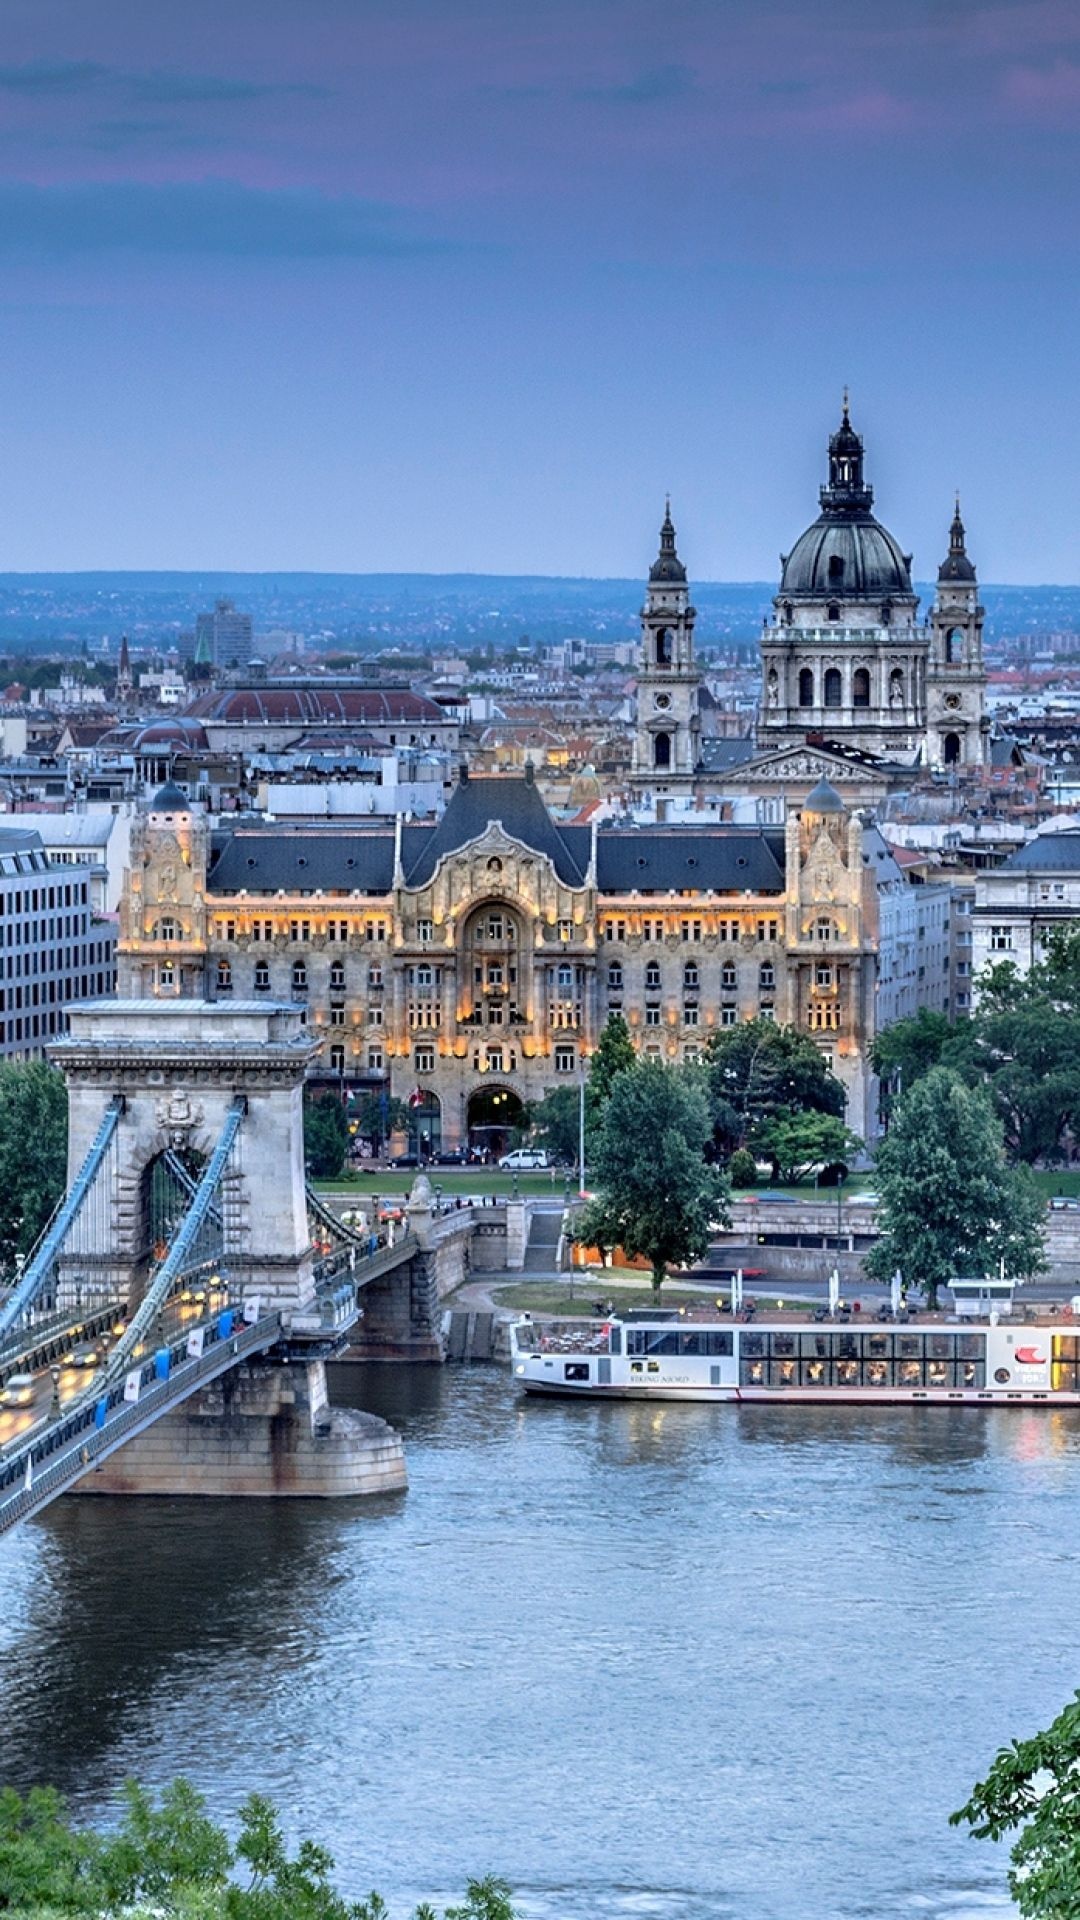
0,572 -> 1074,653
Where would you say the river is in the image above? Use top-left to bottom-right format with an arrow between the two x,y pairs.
2,1363 -> 1074,1917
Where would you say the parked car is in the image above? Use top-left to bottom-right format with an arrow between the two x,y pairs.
498,1147 -> 552,1171
390,1151 -> 421,1169
432,1147 -> 470,1166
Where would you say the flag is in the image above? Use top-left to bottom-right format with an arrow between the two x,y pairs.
23,1453 -> 31,1492
186,1328 -> 206,1360
124,1370 -> 141,1404
242,1295 -> 260,1325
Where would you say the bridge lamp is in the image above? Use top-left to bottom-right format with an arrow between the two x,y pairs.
49,1365 -> 61,1417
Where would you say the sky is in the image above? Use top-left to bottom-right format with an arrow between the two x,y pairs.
0,0 -> 1078,580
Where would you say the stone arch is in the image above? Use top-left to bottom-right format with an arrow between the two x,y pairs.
852,667 -> 871,709
467,1083 -> 527,1161
798,667 -> 815,707
823,667 -> 842,707
654,730 -> 671,768
943,731 -> 962,766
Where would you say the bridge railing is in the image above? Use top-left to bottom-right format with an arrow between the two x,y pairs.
0,1095 -> 125,1342
0,1306 -> 283,1533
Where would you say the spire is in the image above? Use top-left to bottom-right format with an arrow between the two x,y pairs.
118,633 -> 131,678
938,493 -> 976,583
820,396 -> 872,516
649,498 -> 687,584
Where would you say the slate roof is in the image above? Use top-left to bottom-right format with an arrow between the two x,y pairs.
698,737 -> 756,772
1001,832 -> 1080,872
209,826 -> 396,894
596,830 -> 786,894
184,686 -> 448,726
402,774 -> 587,887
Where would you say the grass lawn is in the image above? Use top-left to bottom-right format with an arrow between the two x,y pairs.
1030,1170 -> 1080,1199
314,1169 -> 574,1200
489,1279 -> 807,1316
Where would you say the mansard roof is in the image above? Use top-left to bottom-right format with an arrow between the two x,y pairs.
402,772 -> 588,888
595,830 -> 786,894
209,825 -> 396,894
1001,831 -> 1080,872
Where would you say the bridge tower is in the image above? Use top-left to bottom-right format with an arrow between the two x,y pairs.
47,999 -> 406,1499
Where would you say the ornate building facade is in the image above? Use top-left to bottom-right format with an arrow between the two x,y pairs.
117,772 -> 956,1144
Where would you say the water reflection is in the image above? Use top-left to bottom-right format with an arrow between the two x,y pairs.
0,1365 -> 1074,1918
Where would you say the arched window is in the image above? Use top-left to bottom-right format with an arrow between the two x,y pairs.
154,917 -> 178,943
254,960 -> 270,991
945,628 -> 962,664
823,667 -> 842,707
330,960 -> 345,990
889,667 -> 905,708
852,667 -> 870,708
291,961 -> 308,993
608,963 -> 623,990
656,629 -> 673,666
557,963 -> 574,991
798,668 -> 815,707
654,731 -> 671,769
815,917 -> 834,943
827,553 -> 845,586
216,959 -> 232,993
721,962 -> 737,989
759,962 -> 775,990
944,732 -> 961,765
683,962 -> 699,989
645,961 -> 661,990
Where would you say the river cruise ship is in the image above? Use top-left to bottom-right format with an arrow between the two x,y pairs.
509,1309 -> 1080,1405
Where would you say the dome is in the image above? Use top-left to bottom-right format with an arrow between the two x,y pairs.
149,780 -> 191,813
779,515 -> 914,599
803,778 -> 846,814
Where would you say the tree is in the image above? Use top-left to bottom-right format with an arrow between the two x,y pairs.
753,1108 -> 861,1185
704,1019 -> 845,1158
585,1013 -> 637,1128
728,1145 -> 758,1188
0,1776 -> 520,1919
0,1060 -> 67,1272
352,1093 -> 410,1155
951,1689 -> 1080,1918
303,1093 -> 349,1180
529,1086 -> 580,1167
865,1067 -> 1046,1308
588,1060 -> 730,1297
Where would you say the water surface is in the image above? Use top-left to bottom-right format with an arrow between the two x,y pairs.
1,1364 -> 1069,1918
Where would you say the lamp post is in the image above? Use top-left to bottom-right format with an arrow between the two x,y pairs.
578,1064 -> 587,1199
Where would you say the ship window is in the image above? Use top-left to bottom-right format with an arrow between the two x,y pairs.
564,1362 -> 589,1382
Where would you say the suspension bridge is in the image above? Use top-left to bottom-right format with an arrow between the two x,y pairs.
0,1000 -> 456,1532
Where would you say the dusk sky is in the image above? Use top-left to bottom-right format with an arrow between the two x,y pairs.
1,0 -> 1079,580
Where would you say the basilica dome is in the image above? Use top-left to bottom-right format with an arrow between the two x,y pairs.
779,514 -> 913,600
778,402 -> 914,603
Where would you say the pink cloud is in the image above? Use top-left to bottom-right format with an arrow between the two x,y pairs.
1004,57 -> 1080,112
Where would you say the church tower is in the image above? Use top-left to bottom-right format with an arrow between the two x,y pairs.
925,499 -> 988,769
630,502 -> 701,792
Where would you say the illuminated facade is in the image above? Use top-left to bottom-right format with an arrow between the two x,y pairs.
118,772 -> 956,1144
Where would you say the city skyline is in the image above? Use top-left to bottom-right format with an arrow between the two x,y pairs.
0,0 -> 1078,580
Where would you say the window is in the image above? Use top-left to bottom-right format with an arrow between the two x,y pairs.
815,963 -> 833,988
605,918 -> 627,942
721,1004 -> 737,1026
254,960 -> 270,990
721,963 -> 737,989
330,961 -> 345,990
798,667 -> 814,707
415,964 -> 433,989
654,731 -> 671,768
292,961 -> 308,993
558,919 -> 572,943
368,964 -> 383,989
826,603 -> 840,623
417,918 -> 434,944
557,963 -> 574,990
683,963 -> 699,990
681,918 -> 702,943
608,963 -> 624,990
368,1045 -> 384,1072
368,1005 -> 383,1025
252,919 -> 273,943
823,666 -> 842,706
216,960 -> 232,992
758,918 -> 779,943
554,1045 -> 576,1073
645,1003 -> 661,1026
759,963 -> 775,990
684,1003 -> 699,1027
486,1046 -> 504,1073
329,1005 -> 346,1027
154,916 -> 178,943
290,918 -> 311,942
329,1045 -> 346,1074
815,917 -> 834,943
990,926 -> 1013,951
759,1003 -> 775,1022
487,914 -> 504,941
415,1045 -> 436,1074
158,961 -> 174,990
852,667 -> 870,708
645,961 -> 661,990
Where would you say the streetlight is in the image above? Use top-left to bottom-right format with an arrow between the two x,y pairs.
578,1063 -> 587,1198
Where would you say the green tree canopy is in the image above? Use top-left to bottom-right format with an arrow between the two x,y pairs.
753,1108 -> 861,1186
588,1060 -> 730,1297
0,1777 -> 519,1919
351,1093 -> 410,1151
865,1066 -> 1046,1307
704,1018 -> 846,1158
585,1014 -> 636,1130
951,1688 -> 1080,1919
529,1086 -> 580,1167
0,1060 -> 67,1272
303,1092 -> 349,1180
